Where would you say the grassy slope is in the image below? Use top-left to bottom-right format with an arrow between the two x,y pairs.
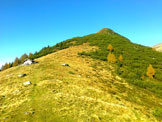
153,43 -> 162,52
0,43 -> 162,122
78,33 -> 162,97
30,29 -> 162,98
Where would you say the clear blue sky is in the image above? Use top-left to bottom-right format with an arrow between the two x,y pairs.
0,0 -> 162,67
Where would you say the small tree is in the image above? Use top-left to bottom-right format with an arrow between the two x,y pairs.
119,55 -> 123,62
20,53 -> 28,63
1,65 -> 5,71
111,53 -> 116,63
13,57 -> 20,67
107,53 -> 116,64
107,53 -> 111,63
29,52 -> 33,59
9,63 -> 13,68
1,63 -> 9,70
146,64 -> 155,79
107,44 -> 113,52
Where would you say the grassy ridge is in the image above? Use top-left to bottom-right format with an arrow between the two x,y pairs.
1,28 -> 161,120
30,28 -> 162,97
76,33 -> 162,97
1,44 -> 161,121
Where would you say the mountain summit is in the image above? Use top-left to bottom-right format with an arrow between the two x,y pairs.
97,28 -> 115,35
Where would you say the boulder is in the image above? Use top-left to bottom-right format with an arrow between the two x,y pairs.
18,74 -> 26,77
23,81 -> 32,86
61,64 -> 70,67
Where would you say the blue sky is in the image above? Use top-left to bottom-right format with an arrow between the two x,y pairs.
0,0 -> 162,67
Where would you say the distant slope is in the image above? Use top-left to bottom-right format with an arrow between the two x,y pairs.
0,44 -> 162,121
153,43 -> 162,52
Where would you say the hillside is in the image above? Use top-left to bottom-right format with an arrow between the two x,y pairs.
0,28 -> 162,121
153,43 -> 162,52
28,28 -> 162,98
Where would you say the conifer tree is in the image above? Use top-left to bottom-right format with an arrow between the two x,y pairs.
107,53 -> 116,64
20,53 -> 28,63
107,44 -> 113,52
111,53 -> 116,63
9,63 -> 12,68
1,64 -> 7,70
29,52 -> 33,59
107,53 -> 112,63
146,64 -> 155,79
1,63 -> 10,71
13,57 -> 20,67
1,65 -> 4,71
7,63 -> 10,68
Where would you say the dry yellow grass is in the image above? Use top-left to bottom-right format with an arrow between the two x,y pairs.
0,43 -> 161,122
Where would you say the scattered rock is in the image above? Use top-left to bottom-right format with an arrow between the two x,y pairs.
119,103 -> 125,106
86,75 -> 90,78
3,117 -> 8,120
33,84 -> 37,86
0,95 -> 5,100
24,112 -> 29,115
23,81 -> 32,86
18,74 -> 26,77
32,111 -> 35,114
6,74 -> 12,78
115,96 -> 121,101
12,89 -> 20,94
56,80 -> 63,83
61,64 -> 70,67
77,75 -> 81,78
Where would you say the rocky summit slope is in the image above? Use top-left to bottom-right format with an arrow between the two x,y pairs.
0,43 -> 162,122
153,43 -> 162,52
97,28 -> 115,35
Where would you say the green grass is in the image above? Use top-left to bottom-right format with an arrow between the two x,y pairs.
3,29 -> 162,98
1,29 -> 162,121
22,28 -> 162,98
153,107 -> 162,119
1,44 -> 161,121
